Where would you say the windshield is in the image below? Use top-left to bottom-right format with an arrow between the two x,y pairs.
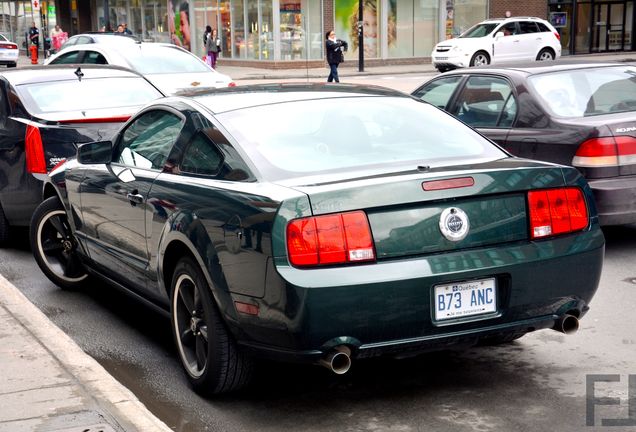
17,76 -> 163,114
528,66 -> 636,117
212,96 -> 506,181
459,23 -> 499,38
124,46 -> 210,74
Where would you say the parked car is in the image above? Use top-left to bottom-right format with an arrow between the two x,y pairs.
58,31 -> 139,53
0,33 -> 19,67
411,61 -> 636,226
0,65 -> 164,245
431,17 -> 561,72
44,43 -> 236,94
31,84 -> 604,395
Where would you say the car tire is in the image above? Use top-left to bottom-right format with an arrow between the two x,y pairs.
30,196 -> 89,290
436,65 -> 450,73
0,204 -> 10,247
478,331 -> 526,346
470,51 -> 490,67
171,257 -> 253,395
536,48 -> 555,61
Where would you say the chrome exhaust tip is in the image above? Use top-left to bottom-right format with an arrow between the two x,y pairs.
553,314 -> 579,335
319,345 -> 352,375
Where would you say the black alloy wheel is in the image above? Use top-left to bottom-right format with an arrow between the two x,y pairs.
170,257 -> 253,395
30,196 -> 88,290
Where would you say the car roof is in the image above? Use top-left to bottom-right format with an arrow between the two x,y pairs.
69,32 -> 140,42
438,60 -> 628,77
0,64 -> 149,86
481,16 -> 548,23
179,83 -> 409,114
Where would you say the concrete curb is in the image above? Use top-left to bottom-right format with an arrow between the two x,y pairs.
0,273 -> 172,432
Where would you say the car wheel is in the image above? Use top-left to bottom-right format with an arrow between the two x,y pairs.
470,51 -> 490,67
478,331 -> 526,346
536,48 -> 555,61
0,204 -> 9,246
30,196 -> 88,290
171,257 -> 253,395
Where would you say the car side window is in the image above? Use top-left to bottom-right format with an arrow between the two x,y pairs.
519,21 -> 540,34
537,22 -> 551,33
76,36 -> 92,44
114,110 -> 183,170
454,76 -> 516,128
413,76 -> 462,110
180,132 -> 223,176
50,51 -> 81,64
500,22 -> 517,36
83,51 -> 107,64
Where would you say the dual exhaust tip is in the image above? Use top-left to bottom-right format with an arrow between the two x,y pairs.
553,313 -> 580,335
320,345 -> 352,375
320,314 -> 579,375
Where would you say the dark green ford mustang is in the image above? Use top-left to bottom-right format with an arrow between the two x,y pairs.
31,84 -> 604,395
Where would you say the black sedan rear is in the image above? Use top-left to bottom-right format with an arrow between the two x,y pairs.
0,65 -> 164,245
412,61 -> 636,226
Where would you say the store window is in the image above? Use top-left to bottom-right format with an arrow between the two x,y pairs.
451,0 -> 488,38
389,0 -> 438,58
280,0 -> 322,60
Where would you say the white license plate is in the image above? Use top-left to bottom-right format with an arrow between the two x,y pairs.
435,56 -> 448,60
434,278 -> 496,321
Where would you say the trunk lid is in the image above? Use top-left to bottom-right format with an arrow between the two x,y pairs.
288,158 -> 569,258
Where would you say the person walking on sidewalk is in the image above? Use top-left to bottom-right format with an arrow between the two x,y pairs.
206,28 -> 222,69
325,30 -> 347,83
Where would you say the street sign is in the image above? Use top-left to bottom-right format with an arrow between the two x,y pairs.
32,0 -> 40,10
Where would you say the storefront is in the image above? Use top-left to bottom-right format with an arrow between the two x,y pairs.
0,0 -> 59,51
549,0 -> 634,54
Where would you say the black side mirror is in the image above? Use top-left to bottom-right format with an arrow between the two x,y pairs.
77,140 -> 112,164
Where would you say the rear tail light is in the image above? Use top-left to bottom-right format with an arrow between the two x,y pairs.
572,136 -> 636,167
228,82 -> 237,87
0,43 -> 17,49
528,187 -> 588,239
554,32 -> 561,41
25,125 -> 47,174
286,210 -> 375,267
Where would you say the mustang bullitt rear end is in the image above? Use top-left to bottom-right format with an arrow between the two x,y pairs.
239,162 -> 604,373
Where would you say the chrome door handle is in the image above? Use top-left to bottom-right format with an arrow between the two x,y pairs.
127,193 -> 144,205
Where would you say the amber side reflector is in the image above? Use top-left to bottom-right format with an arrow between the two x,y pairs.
235,302 -> 259,316
422,177 -> 474,191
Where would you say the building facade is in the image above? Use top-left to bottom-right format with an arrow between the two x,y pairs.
0,0 -> 633,65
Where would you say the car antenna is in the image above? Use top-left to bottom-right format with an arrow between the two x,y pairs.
74,67 -> 84,82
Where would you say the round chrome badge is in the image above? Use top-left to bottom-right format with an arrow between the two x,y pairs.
439,207 -> 469,242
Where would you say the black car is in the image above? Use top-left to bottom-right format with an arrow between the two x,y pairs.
0,65 -> 164,245
30,84 -> 603,395
412,61 -> 636,226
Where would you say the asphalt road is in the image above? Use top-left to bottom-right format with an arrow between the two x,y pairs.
1,222 -> 636,432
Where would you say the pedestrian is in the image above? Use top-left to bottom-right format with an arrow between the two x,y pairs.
50,24 -> 67,53
206,28 -> 221,69
116,24 -> 125,33
122,23 -> 133,35
28,21 -> 39,48
325,30 -> 347,83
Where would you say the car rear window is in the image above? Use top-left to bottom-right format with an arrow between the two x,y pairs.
528,66 -> 636,117
216,96 -> 507,181
124,46 -> 210,74
16,76 -> 163,114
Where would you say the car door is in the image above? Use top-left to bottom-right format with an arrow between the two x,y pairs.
517,21 -> 542,60
492,22 -> 521,64
448,75 -> 517,146
78,108 -> 184,292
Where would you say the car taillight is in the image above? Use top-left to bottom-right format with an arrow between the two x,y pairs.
528,187 -> 588,239
572,136 -> 636,167
554,32 -> 561,41
286,210 -> 375,267
228,82 -> 237,87
25,125 -> 47,174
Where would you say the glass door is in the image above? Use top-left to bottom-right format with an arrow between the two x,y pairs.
592,2 -> 625,51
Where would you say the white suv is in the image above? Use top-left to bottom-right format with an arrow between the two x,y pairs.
431,17 -> 561,72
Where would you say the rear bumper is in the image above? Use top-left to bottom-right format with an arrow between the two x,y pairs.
230,228 -> 604,363
588,176 -> 636,225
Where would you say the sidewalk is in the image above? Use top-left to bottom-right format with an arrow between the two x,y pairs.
0,274 -> 172,432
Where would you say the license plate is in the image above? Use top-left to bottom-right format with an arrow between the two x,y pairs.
435,56 -> 448,60
434,278 -> 496,321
